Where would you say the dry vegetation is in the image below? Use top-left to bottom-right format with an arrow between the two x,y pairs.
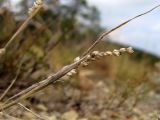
0,0 -> 160,120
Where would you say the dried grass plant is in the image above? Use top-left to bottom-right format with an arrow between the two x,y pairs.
0,0 -> 43,55
0,0 -> 160,112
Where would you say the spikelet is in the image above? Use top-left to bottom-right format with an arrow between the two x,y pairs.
80,47 -> 134,67
66,47 -> 134,77
28,0 -> 43,15
66,69 -> 77,77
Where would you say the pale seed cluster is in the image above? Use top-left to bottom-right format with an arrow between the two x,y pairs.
28,0 -> 43,15
66,47 -> 134,77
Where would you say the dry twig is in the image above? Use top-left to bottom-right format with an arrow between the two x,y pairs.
1,0 -> 43,55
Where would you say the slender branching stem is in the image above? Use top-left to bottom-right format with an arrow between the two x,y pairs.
81,4 -> 160,57
4,7 -> 41,50
18,103 -> 45,120
0,4 -> 160,111
0,63 -> 22,101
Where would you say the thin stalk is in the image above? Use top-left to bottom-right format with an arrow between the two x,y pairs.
0,63 -> 22,101
81,4 -> 160,57
4,7 -> 41,50
18,103 -> 45,120
0,4 -> 160,111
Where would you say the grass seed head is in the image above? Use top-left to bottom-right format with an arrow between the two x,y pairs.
28,0 -> 43,15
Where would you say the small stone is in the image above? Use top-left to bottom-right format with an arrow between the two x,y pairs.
61,110 -> 79,120
24,111 -> 36,119
48,115 -> 57,120
36,104 -> 48,111
89,115 -> 101,120
78,118 -> 88,120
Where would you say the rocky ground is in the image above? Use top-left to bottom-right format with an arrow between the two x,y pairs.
0,70 -> 160,120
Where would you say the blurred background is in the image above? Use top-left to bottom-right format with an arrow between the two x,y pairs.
0,0 -> 160,120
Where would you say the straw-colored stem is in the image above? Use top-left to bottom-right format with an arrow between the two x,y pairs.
0,4 -> 160,111
4,7 -> 41,50
0,63 -> 22,101
18,103 -> 45,120
81,4 -> 160,57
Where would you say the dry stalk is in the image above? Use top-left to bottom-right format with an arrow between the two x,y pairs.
81,4 -> 160,57
1,49 -> 132,110
0,0 -> 43,109
2,0 -> 43,52
0,4 -> 160,111
0,56 -> 85,111
0,62 -> 22,101
18,103 -> 45,120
